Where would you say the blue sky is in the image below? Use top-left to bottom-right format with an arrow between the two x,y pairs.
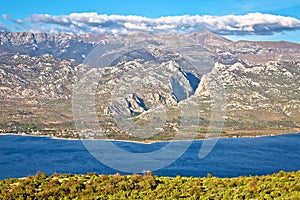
1,0 -> 300,42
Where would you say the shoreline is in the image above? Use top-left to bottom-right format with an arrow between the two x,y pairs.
1,130 -> 299,144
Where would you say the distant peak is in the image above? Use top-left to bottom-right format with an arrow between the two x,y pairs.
198,30 -> 214,34
191,30 -> 233,43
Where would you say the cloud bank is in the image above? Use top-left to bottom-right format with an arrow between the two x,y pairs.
3,12 -> 300,35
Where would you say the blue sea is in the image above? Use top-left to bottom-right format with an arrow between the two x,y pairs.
0,133 -> 300,179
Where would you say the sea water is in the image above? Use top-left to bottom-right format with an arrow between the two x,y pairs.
0,133 -> 299,179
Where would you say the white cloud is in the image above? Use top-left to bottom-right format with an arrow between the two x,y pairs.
2,14 -> 10,21
124,22 -> 153,31
2,13 -> 23,25
5,12 -> 300,35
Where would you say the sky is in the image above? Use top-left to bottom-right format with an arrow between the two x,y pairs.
0,0 -> 300,43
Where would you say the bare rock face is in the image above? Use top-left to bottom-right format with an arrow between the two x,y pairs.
0,32 -> 104,62
0,54 -> 78,99
0,30 -> 299,135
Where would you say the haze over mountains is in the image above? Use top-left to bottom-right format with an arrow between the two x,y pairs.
0,30 -> 299,139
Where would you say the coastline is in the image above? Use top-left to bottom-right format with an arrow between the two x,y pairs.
1,130 -> 299,144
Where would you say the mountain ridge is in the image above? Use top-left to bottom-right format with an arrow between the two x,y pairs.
1,30 -> 300,64
0,31 -> 299,139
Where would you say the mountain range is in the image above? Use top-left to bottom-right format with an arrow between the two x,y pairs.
0,30 -> 299,139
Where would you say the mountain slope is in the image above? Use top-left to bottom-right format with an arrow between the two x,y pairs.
0,31 -> 299,138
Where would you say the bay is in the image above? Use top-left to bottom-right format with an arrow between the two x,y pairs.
0,133 -> 300,179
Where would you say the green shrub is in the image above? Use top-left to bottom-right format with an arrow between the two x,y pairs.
1,170 -> 300,199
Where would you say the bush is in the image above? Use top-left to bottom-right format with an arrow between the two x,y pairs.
1,170 -> 300,199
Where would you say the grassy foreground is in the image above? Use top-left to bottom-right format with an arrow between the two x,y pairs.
1,171 -> 300,199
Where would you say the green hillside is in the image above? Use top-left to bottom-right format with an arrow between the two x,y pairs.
1,170 -> 300,199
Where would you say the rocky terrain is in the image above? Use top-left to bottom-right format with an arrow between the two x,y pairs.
0,32 -> 107,62
0,31 -> 299,139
